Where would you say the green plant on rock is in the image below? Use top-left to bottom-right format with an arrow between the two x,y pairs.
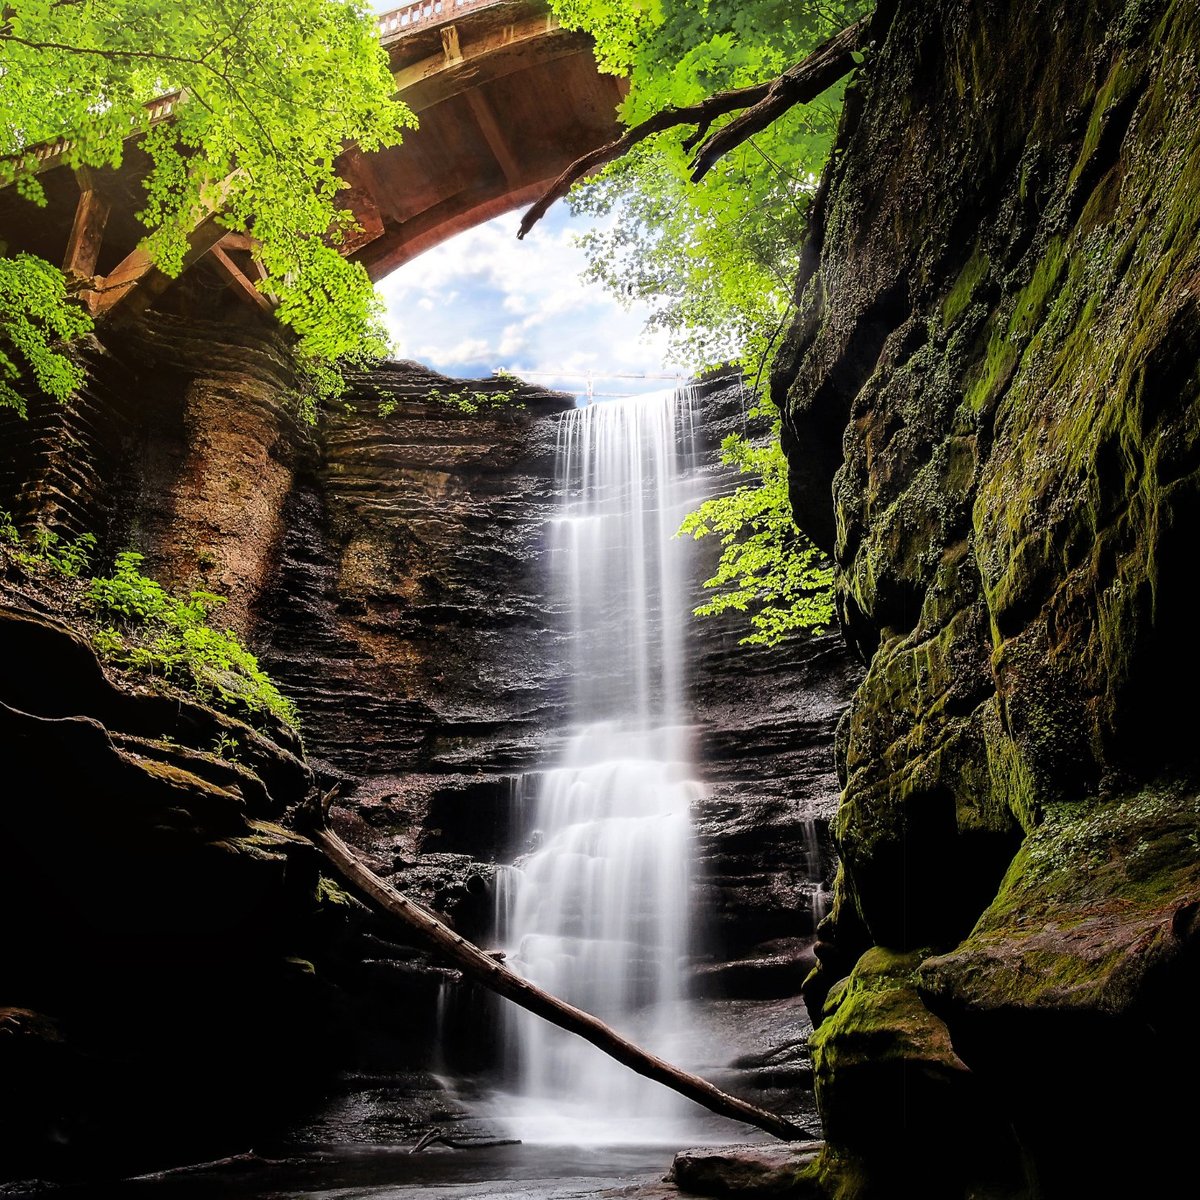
212,731 -> 244,762
0,511 -> 96,576
87,551 -> 297,727
427,386 -> 521,415
677,409 -> 835,645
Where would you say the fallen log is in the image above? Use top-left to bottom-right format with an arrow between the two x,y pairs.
411,1126 -> 521,1153
309,823 -> 811,1143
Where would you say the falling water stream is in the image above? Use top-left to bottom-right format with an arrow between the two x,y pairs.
85,388 -> 771,1200
493,387 -> 709,1143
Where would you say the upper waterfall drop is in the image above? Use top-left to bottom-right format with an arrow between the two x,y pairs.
494,385 -> 709,1142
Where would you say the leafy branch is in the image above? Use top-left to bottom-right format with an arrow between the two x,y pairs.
0,0 -> 413,407
518,15 -> 869,239
678,410 -> 835,646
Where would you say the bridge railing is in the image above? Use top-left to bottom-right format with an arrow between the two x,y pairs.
13,91 -> 182,173
376,0 -> 499,42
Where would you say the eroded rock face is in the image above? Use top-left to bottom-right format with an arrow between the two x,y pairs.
0,601 -> 332,1181
686,382 -> 863,989
775,0 -> 1200,1193
1,313 -> 860,1170
255,364 -> 572,795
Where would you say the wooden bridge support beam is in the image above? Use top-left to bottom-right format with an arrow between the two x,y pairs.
62,172 -> 111,282
90,173 -> 241,317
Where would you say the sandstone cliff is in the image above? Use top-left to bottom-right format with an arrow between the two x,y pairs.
776,1 -> 1200,1194
0,313 -> 859,1175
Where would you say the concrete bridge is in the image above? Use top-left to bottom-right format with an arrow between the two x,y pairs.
0,0 -> 625,319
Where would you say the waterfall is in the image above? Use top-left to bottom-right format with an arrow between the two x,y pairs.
494,387 -> 706,1143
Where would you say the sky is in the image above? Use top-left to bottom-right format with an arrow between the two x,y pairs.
367,0 -> 684,402
376,206 -> 686,403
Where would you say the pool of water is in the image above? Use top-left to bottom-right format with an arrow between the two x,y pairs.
65,1143 -> 686,1200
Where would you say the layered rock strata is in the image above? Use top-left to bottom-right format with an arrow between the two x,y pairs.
1,310 -> 860,1172
775,1 -> 1200,1194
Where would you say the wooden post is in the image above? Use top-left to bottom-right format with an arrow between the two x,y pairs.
208,241 -> 275,313
466,90 -> 524,186
62,173 -> 111,280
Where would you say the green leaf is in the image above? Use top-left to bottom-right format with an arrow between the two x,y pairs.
678,415 -> 835,645
551,0 -> 871,374
1,0 -> 412,407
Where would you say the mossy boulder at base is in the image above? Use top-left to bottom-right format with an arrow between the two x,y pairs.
774,0 -> 1200,1194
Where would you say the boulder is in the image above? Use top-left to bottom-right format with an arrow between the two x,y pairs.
666,1142 -> 823,1197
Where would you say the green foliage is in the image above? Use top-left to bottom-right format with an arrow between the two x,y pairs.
548,0 -> 871,371
426,386 -> 522,415
1,515 -> 294,726
677,409 -> 835,645
0,510 -> 96,574
291,316 -> 394,424
212,731 -> 244,762
0,254 -> 93,415
316,875 -> 353,906
87,551 -> 298,727
1,0 -> 414,402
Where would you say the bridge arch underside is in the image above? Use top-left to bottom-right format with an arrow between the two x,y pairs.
0,5 -> 625,320
352,20 -> 627,282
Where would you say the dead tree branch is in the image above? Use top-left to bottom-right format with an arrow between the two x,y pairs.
517,16 -> 869,239
310,822 -> 812,1143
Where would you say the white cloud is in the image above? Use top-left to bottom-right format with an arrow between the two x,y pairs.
377,206 -> 686,400
497,326 -> 529,358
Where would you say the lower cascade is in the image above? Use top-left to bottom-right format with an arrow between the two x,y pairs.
494,387 -> 707,1142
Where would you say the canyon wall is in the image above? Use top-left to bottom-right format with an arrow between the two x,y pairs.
774,0 -> 1200,1194
1,315 -> 859,1177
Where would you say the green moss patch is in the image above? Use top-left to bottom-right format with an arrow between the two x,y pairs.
920,780 -> 1200,1014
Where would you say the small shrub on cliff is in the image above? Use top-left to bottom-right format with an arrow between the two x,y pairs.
0,512 -> 95,576
677,410 -> 834,645
87,551 -> 297,727
426,386 -> 522,415
1,518 -> 296,727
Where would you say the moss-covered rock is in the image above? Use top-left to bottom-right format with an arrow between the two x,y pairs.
807,948 -> 1025,1198
920,782 -> 1200,1015
775,0 -> 1200,1193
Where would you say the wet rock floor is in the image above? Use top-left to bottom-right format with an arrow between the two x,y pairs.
45,1144 -> 685,1199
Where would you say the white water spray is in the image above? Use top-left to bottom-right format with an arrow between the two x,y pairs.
494,388 -> 706,1142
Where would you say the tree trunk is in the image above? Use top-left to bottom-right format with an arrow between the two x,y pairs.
312,825 -> 812,1144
